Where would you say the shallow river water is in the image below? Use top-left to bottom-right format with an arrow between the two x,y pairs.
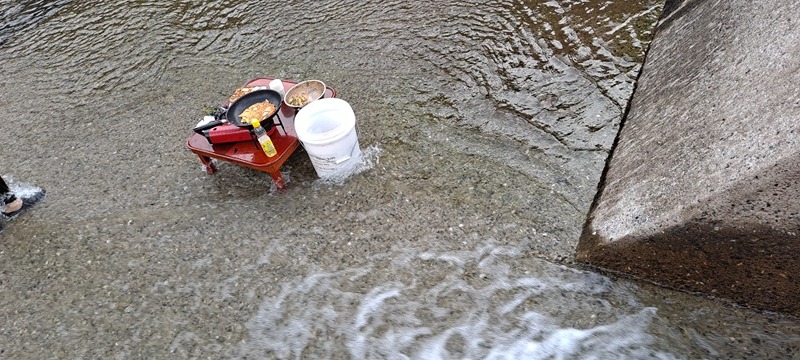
1,0 -> 799,358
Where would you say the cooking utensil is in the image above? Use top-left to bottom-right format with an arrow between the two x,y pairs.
193,119 -> 225,133
283,80 -> 326,108
202,123 -> 254,144
226,89 -> 282,130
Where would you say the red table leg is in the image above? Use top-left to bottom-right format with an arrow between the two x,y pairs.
269,171 -> 286,190
198,155 -> 217,174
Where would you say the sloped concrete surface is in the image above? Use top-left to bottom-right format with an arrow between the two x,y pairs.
577,0 -> 800,315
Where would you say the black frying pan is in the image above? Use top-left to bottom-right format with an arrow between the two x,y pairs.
226,89 -> 282,130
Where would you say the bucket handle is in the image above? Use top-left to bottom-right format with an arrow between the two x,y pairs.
335,142 -> 359,164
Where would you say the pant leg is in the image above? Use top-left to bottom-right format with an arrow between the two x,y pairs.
1,176 -> 17,205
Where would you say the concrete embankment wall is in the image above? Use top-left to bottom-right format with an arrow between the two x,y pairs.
576,0 -> 800,315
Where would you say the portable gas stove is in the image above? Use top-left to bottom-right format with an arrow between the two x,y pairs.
195,104 -> 286,145
201,118 -> 280,144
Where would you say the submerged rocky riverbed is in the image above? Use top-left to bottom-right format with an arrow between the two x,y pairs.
1,0 -> 799,358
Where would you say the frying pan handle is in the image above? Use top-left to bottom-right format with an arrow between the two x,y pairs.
193,119 -> 225,133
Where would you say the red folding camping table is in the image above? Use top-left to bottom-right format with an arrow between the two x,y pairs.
186,77 -> 336,190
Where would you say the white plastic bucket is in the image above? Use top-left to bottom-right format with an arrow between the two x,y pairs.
294,98 -> 361,177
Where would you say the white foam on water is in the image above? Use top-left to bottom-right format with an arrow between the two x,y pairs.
2,175 -> 44,201
313,144 -> 382,186
238,242 -> 678,359
479,308 -> 672,360
348,286 -> 405,359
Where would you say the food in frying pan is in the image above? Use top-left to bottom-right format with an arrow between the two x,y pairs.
240,100 -> 276,125
229,87 -> 254,103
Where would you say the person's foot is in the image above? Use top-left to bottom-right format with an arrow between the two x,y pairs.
4,198 -> 22,213
2,189 -> 46,220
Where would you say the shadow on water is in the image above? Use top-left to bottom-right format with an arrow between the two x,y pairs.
0,0 -> 799,358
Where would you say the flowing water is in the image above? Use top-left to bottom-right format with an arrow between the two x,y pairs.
1,0 -> 799,358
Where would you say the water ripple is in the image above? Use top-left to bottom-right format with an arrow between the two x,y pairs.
3,2 -> 799,358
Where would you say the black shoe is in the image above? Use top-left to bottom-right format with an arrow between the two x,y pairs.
2,189 -> 46,220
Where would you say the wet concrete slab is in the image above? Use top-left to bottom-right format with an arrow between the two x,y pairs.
578,0 -> 800,315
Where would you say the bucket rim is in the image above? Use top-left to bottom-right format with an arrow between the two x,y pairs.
295,98 -> 356,144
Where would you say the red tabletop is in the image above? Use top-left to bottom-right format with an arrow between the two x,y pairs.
186,77 -> 336,189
